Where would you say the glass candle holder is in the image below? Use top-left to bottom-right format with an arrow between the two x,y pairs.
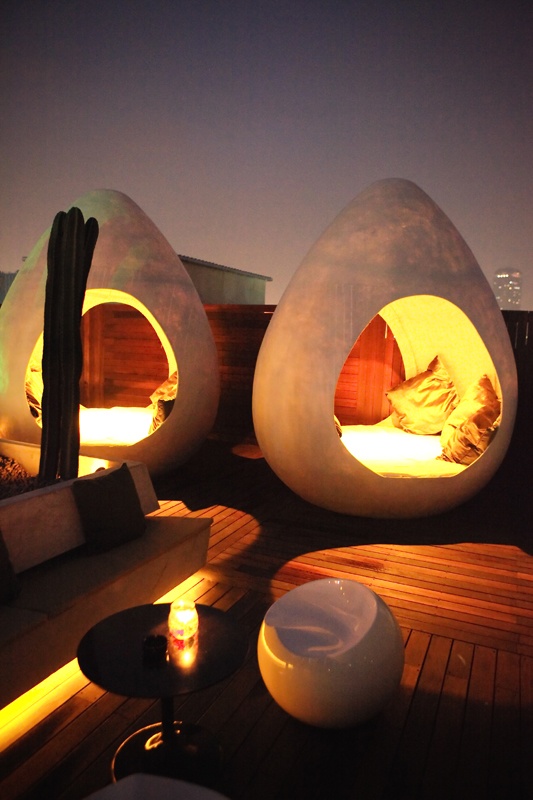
168,634 -> 198,668
168,599 -> 199,643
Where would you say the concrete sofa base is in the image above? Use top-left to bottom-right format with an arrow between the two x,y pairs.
0,440 -> 161,573
0,514 -> 211,710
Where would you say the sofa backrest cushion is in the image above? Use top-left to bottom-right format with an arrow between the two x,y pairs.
72,463 -> 146,553
0,528 -> 19,602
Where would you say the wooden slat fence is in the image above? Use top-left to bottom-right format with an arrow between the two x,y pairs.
78,305 -> 532,442
334,314 -> 405,424
502,309 -> 532,456
204,304 -> 275,434
80,304 -> 168,407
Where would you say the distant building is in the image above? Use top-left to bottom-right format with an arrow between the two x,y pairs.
0,258 -> 273,307
179,255 -> 272,304
0,272 -> 17,303
493,270 -> 522,309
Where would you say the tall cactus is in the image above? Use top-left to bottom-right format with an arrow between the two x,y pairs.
38,207 -> 99,483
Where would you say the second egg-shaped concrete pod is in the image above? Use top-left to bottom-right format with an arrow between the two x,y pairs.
252,179 -> 517,518
0,189 -> 219,477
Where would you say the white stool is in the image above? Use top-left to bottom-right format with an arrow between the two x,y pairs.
83,773 -> 231,798
257,578 -> 405,728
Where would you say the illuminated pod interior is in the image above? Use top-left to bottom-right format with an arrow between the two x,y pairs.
0,188 -> 219,477
252,178 -> 518,519
25,289 -> 177,447
335,295 -> 501,478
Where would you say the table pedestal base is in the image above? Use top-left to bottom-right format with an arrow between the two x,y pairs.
112,721 -> 223,786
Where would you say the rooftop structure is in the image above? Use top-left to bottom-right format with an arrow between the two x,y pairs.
0,272 -> 17,303
1,257 -> 273,307
179,254 -> 272,304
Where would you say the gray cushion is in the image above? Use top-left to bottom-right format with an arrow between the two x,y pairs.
72,463 -> 146,553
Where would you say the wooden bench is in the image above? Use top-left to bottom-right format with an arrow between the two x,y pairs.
0,513 -> 211,710
0,453 -> 210,711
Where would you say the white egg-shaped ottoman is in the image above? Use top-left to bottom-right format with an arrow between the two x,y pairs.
257,579 -> 405,728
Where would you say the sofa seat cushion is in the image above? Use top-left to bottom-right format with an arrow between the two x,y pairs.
9,516 -> 209,619
0,606 -> 47,649
0,514 -> 211,711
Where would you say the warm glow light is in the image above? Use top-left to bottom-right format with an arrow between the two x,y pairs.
0,658 -> 84,752
79,457 -> 113,474
0,581 -> 203,751
25,288 -> 177,446
342,425 -> 442,462
82,289 -> 177,376
79,406 -> 154,445
339,424 -> 465,478
378,295 -> 500,399
168,599 -> 199,642
168,636 -> 198,668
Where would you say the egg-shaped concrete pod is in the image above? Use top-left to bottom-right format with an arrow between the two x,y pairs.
0,190 -> 219,477
252,179 -> 517,518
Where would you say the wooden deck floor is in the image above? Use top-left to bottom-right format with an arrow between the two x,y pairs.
1,437 -> 532,799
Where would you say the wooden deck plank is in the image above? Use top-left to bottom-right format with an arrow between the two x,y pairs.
1,436 -> 532,799
489,651 -> 522,800
1,692 -> 130,799
419,639 -> 474,799
520,654 -> 533,791
384,634 -> 452,797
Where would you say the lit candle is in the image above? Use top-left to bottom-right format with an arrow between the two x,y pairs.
168,635 -> 198,668
168,599 -> 199,643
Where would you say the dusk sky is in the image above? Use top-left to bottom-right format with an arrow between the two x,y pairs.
2,0 -> 532,306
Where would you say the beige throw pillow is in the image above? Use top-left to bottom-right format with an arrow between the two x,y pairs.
386,356 -> 459,435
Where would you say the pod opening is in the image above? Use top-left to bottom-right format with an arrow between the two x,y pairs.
334,295 -> 502,477
25,289 -> 177,446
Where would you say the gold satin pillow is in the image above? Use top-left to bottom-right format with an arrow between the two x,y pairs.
439,375 -> 501,465
386,356 -> 459,435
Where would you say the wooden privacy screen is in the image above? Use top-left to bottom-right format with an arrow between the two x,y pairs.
205,305 -> 275,433
501,309 -> 532,457
79,304 -> 404,431
80,304 -> 168,408
334,314 -> 405,425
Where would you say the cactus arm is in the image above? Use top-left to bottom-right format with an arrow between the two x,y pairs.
60,211 -> 98,479
39,211 -> 66,482
38,207 -> 98,483
58,208 -> 85,480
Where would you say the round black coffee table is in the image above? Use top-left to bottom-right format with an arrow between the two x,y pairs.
77,603 -> 248,785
